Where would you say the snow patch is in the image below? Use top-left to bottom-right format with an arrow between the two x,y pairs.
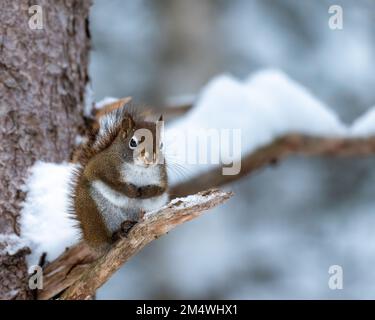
0,234 -> 28,255
20,161 -> 81,266
169,192 -> 218,207
350,106 -> 375,137
245,70 -> 347,137
166,69 -> 348,185
95,97 -> 119,110
145,191 -> 221,217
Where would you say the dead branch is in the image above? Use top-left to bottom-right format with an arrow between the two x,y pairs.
160,103 -> 193,121
96,96 -> 193,122
171,134 -> 375,197
38,243 -> 96,300
38,189 -> 232,300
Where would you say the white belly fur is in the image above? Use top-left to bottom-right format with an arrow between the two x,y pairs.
121,163 -> 162,187
90,180 -> 168,233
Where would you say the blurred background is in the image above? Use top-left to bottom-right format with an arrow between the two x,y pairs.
89,0 -> 375,299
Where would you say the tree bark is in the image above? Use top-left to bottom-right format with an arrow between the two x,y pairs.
0,0 -> 91,299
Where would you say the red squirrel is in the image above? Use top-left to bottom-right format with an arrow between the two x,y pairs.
71,101 -> 168,252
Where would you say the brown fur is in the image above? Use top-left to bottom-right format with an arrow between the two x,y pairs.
73,173 -> 111,250
71,102 -> 168,252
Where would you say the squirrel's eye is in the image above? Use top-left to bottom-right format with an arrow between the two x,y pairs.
129,137 -> 138,149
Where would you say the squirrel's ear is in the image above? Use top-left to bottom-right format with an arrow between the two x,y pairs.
158,114 -> 163,122
121,113 -> 135,136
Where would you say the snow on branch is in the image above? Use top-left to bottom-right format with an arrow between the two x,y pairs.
171,134 -> 375,197
38,189 -> 232,300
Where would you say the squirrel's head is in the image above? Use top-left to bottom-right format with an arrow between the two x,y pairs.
111,113 -> 165,168
76,102 -> 166,170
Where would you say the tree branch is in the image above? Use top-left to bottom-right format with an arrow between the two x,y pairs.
171,134 -> 375,197
38,189 -> 232,300
160,103 -> 193,121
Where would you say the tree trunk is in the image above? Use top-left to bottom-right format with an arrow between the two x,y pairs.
0,0 -> 91,299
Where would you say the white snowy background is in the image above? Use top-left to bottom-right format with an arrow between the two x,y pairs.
21,0 -> 375,299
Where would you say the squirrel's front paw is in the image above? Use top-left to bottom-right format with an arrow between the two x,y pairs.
138,185 -> 165,198
111,220 -> 137,242
125,183 -> 141,198
136,209 -> 145,221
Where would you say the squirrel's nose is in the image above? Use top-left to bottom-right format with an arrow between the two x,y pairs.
142,152 -> 153,164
